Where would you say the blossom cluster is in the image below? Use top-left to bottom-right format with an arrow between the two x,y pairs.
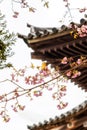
12,0 -> 49,18
0,62 -> 68,122
12,0 -> 29,18
70,23 -> 87,38
0,54 -> 86,122
61,56 -> 87,78
77,25 -> 87,37
6,0 -> 87,20
11,62 -> 51,84
52,85 -> 68,110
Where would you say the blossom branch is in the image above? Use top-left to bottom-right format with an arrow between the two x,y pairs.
0,62 -> 68,122
0,73 -> 65,103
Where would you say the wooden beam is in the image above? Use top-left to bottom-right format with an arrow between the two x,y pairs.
67,116 -> 87,129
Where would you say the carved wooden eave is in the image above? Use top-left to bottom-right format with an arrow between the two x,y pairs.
18,18 -> 87,92
27,100 -> 87,130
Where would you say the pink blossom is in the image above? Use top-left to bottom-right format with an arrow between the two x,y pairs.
60,86 -> 67,91
34,91 -> 42,97
77,71 -> 81,76
80,25 -> 87,34
13,107 -> 18,112
79,33 -> 87,37
16,79 -> 19,82
0,95 -> 4,100
12,12 -> 19,18
25,76 -> 30,84
19,69 -> 25,76
59,92 -> 66,97
77,28 -> 82,34
77,25 -> 87,37
57,102 -> 68,110
77,59 -> 82,65
72,71 -> 81,78
11,73 -> 15,80
18,105 -> 25,111
3,115 -> 10,122
11,105 -> 18,112
66,71 -> 71,77
12,15 -> 18,18
61,57 -> 68,64
72,74 -> 77,78
79,8 -> 87,13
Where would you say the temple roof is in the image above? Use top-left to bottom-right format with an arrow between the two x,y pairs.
18,18 -> 86,41
18,18 -> 87,91
27,100 -> 87,130
18,18 -> 87,130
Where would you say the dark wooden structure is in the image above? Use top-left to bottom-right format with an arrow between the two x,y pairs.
18,18 -> 87,130
27,100 -> 87,130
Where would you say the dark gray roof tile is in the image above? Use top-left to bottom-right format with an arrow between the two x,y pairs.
27,100 -> 87,130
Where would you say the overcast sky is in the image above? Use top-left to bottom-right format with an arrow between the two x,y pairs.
0,0 -> 87,130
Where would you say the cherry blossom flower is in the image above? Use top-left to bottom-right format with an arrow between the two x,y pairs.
66,71 -> 72,77
0,95 -> 4,100
61,57 -> 68,64
25,76 -> 30,84
18,105 -> 25,111
60,86 -> 67,91
57,102 -> 68,110
76,58 -> 82,65
11,106 -> 18,112
77,25 -> 87,37
3,115 -> 10,122
0,62 -> 71,121
72,71 -> 81,78
33,91 -> 42,97
81,25 -> 87,33
79,8 -> 87,13
12,11 -> 19,18
11,73 -> 15,80
59,92 -> 66,97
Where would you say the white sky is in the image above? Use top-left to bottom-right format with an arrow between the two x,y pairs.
0,0 -> 87,130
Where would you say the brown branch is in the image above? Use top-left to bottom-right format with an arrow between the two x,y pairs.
0,72 -> 66,103
0,79 -> 25,90
0,55 -> 86,104
0,90 -> 28,103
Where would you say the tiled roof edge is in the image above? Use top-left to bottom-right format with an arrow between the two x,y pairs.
26,18 -> 87,41
27,100 -> 87,130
